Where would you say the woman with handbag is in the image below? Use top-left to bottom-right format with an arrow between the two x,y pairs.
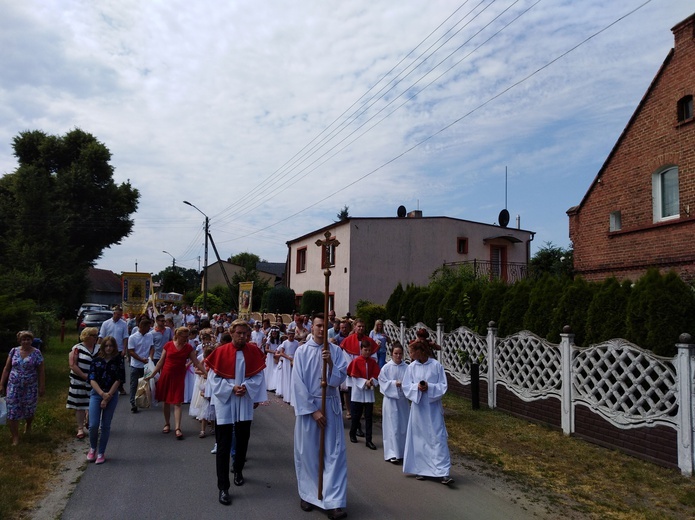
0,330 -> 45,446
86,336 -> 125,464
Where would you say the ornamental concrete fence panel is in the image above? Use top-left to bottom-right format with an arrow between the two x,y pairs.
383,318 -> 694,475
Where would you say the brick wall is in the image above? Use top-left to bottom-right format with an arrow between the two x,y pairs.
449,377 -> 678,469
574,405 -> 678,469
569,14 -> 695,282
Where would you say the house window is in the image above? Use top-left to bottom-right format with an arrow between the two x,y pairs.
296,247 -> 307,273
609,211 -> 622,232
456,237 -> 468,254
678,95 -> 693,122
652,166 -> 679,222
320,239 -> 336,269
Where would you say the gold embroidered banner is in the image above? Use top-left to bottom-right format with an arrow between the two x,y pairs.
122,272 -> 152,317
238,281 -> 254,319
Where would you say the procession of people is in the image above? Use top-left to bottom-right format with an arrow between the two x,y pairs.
2,303 -> 454,519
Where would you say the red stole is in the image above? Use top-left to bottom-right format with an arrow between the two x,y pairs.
341,333 -> 379,356
205,341 -> 266,379
348,355 -> 380,380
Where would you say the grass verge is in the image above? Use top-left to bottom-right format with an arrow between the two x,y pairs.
0,331 -> 78,519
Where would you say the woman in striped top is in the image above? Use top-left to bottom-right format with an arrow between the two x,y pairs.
67,327 -> 99,439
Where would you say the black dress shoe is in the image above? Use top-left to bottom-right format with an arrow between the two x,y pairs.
355,429 -> 365,437
366,441 -> 377,450
130,406 -> 138,413
349,435 -> 358,443
233,471 -> 244,486
219,489 -> 232,505
327,508 -> 347,520
300,499 -> 314,511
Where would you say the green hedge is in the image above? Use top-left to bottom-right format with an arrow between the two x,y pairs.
383,268 -> 695,355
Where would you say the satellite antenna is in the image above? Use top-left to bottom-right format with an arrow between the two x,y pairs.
498,166 -> 510,227
397,205 -> 406,218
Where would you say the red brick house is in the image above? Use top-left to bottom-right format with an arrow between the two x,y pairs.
568,13 -> 695,282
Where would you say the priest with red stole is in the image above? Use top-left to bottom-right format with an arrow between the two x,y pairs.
206,319 -> 267,506
347,340 -> 380,450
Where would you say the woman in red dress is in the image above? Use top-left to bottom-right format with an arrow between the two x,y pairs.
147,327 -> 206,439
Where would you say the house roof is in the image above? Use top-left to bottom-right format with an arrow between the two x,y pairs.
256,261 -> 285,278
286,216 -> 534,245
566,47 -> 675,216
88,268 -> 122,293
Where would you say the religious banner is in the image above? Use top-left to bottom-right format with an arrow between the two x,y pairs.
122,272 -> 152,317
238,281 -> 253,319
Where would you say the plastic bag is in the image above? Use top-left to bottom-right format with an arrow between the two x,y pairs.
134,377 -> 151,409
0,397 -> 6,425
144,359 -> 159,407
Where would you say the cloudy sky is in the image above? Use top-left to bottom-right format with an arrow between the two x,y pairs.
1,0 -> 692,275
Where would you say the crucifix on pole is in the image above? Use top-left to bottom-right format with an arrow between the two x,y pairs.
314,230 -> 339,500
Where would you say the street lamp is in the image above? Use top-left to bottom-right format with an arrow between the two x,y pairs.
162,250 -> 176,272
183,200 -> 209,314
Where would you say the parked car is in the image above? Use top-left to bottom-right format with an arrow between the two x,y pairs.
75,303 -> 110,330
78,311 -> 114,332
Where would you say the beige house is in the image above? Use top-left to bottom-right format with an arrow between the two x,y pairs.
286,212 -> 534,315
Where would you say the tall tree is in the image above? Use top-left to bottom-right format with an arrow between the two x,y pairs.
336,205 -> 350,222
0,129 -> 139,315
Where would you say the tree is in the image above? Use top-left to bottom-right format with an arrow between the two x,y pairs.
529,242 -> 574,279
336,205 -> 350,222
153,266 -> 201,294
224,252 -> 271,311
228,252 -> 263,271
0,129 -> 139,316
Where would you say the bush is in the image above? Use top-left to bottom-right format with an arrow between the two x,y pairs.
423,287 -> 445,329
585,277 -> 631,345
498,279 -> 531,336
300,290 -> 325,316
262,286 -> 296,314
385,283 -> 405,322
194,292 -> 226,315
28,312 -> 56,351
476,280 -> 508,331
524,274 -> 567,338
355,301 -> 387,331
549,277 -> 596,344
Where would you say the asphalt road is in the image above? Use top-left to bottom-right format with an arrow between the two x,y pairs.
60,391 -> 552,520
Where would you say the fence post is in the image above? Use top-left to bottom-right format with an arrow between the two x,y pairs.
399,316 -> 406,349
437,318 -> 444,363
487,321 -> 497,409
676,333 -> 695,476
560,325 -> 575,436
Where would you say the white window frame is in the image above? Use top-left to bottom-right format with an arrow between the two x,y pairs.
652,166 -> 679,223
609,211 -> 622,232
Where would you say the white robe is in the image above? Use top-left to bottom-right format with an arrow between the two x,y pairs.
209,350 -> 267,425
264,341 -> 280,391
378,360 -> 410,461
402,358 -> 451,478
292,339 -> 348,510
280,339 -> 298,405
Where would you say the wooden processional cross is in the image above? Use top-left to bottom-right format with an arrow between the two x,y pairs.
315,230 -> 340,500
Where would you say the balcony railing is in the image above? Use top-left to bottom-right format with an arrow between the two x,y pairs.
442,259 -> 528,284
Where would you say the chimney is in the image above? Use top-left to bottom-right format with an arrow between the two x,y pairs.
407,210 -> 422,218
672,13 -> 695,53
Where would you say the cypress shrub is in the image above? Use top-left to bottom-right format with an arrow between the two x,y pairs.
476,279 -> 508,331
498,279 -> 532,337
437,278 -> 466,330
386,283 -> 405,323
356,303 -> 387,331
523,274 -> 567,338
549,277 -> 596,345
397,284 -> 421,326
262,286 -> 296,314
585,277 -> 631,345
423,286 -> 446,329
406,288 -> 430,326
299,290 -> 325,316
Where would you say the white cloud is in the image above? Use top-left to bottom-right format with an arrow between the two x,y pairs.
0,0 -> 691,275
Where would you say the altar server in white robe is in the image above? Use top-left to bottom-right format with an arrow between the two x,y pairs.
205,319 -> 268,505
378,342 -> 410,463
292,314 -> 349,520
402,339 -> 453,485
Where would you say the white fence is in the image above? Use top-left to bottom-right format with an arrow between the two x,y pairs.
383,318 -> 694,475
